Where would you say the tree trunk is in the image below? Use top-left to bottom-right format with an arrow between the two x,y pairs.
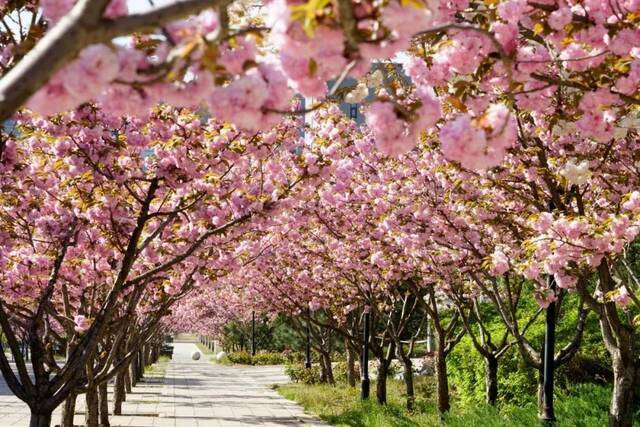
376,360 -> 388,405
321,352 -> 334,384
60,392 -> 77,427
85,385 -> 99,427
29,411 -> 52,427
485,355 -> 498,406
136,350 -> 144,380
124,365 -> 132,393
98,381 -> 110,427
113,370 -> 126,415
149,343 -> 156,364
143,344 -> 150,368
536,368 -> 544,417
345,342 -> 356,387
401,356 -> 415,411
319,356 -> 327,383
130,357 -> 138,387
435,350 -> 450,414
609,352 -> 636,427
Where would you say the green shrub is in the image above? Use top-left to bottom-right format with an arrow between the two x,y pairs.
252,352 -> 286,365
226,350 -> 296,365
334,361 -> 360,383
227,351 -> 252,365
282,349 -> 305,363
284,363 -> 322,384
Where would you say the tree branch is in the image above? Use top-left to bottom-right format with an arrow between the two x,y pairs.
0,0 -> 226,122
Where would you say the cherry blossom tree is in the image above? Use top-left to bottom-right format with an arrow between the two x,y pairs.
0,105 -> 320,427
0,0 -> 634,167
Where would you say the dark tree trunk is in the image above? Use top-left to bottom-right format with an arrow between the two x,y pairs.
130,357 -> 138,387
376,360 -> 389,405
113,369 -> 126,415
85,384 -> 99,427
609,352 -> 636,427
435,349 -> 450,413
98,381 -> 110,427
143,344 -> 150,368
321,352 -> 334,384
319,356 -> 327,383
485,355 -> 498,406
345,342 -> 356,387
137,350 -> 144,380
401,356 -> 415,411
60,392 -> 77,427
124,365 -> 132,393
29,411 -> 52,427
151,343 -> 159,363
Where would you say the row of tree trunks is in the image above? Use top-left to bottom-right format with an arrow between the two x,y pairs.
319,350 -> 335,384
57,333 -> 165,427
201,335 -> 215,352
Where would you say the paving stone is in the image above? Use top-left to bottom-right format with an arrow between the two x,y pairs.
0,341 -> 325,426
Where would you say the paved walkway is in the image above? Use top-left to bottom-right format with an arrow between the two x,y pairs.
0,342 -> 324,426
157,342 -> 324,426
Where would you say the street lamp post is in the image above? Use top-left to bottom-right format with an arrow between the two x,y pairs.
541,199 -> 557,423
361,304 -> 370,400
305,307 -> 312,369
540,273 -> 557,422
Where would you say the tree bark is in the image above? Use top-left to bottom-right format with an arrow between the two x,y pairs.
536,368 -> 544,416
143,344 -> 150,368
60,392 -> 77,427
345,342 -> 356,387
29,411 -> 52,427
98,380 -> 110,427
319,356 -> 327,383
435,349 -> 450,413
376,359 -> 389,405
113,369 -> 126,415
609,352 -> 636,427
401,356 -> 415,411
130,357 -> 138,387
485,355 -> 498,406
321,352 -> 334,384
0,0 -> 224,124
124,365 -> 132,393
85,384 -> 99,427
136,350 -> 144,380
151,342 -> 159,363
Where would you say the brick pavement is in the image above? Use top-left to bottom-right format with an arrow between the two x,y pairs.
0,343 -> 324,427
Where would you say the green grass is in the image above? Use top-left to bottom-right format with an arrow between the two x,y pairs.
277,378 -> 619,426
194,341 -> 215,355
143,355 -> 170,377
191,341 -> 235,365
211,354 -> 233,365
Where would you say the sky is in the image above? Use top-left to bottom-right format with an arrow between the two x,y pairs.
127,0 -> 173,14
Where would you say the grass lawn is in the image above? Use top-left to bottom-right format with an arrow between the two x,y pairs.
143,355 -> 171,377
194,340 -> 214,355
276,377 -> 618,426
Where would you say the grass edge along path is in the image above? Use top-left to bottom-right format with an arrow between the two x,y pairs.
143,354 -> 171,378
276,378 -> 617,427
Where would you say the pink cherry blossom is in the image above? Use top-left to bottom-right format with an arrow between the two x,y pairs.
611,287 -> 631,306
73,315 -> 90,333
